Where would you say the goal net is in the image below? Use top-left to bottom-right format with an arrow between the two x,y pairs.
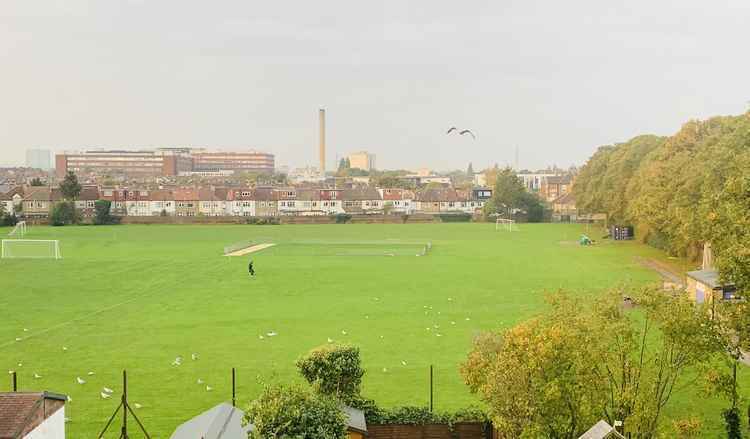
1,240 -> 61,259
495,218 -> 518,232
7,221 -> 27,238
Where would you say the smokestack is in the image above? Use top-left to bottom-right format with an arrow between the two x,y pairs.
319,108 -> 326,176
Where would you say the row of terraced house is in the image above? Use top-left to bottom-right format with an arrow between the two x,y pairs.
1,186 -> 493,218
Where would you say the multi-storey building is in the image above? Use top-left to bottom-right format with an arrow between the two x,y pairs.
347,151 -> 376,171
55,150 -> 193,178
192,151 -> 274,174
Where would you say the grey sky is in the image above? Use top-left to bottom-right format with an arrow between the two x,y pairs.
1,1 -> 748,171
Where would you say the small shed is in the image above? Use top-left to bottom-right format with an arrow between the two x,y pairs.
343,405 -> 368,438
578,420 -> 625,439
0,391 -> 67,439
170,403 -> 251,439
686,269 -> 739,306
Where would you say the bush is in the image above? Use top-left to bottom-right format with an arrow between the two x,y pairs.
296,344 -> 364,400
437,213 -> 472,222
50,201 -> 79,226
1,212 -> 18,227
365,405 -> 488,426
244,384 -> 348,439
93,200 -> 118,225
245,217 -> 280,225
334,213 -> 352,224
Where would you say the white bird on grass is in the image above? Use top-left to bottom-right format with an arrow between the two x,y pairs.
67,396 -> 72,402
401,361 -> 407,366
206,386 -> 213,392
87,371 -> 95,376
76,377 -> 86,385
267,331 -> 278,337
382,368 -> 388,373
134,403 -> 142,409
451,321 -> 456,325
7,370 -> 13,375
15,338 -> 21,342
64,417 -> 71,423
436,333 -> 443,337
465,317 -> 471,321
17,363 -> 22,367
341,330 -> 347,336
23,328 -> 28,332
103,387 -> 113,394
327,338 -> 333,343
62,346 -> 68,352
172,357 -> 182,366
258,335 -> 264,340
100,392 -> 111,399
191,353 -> 198,361
197,378 -> 204,384
33,373 -> 42,379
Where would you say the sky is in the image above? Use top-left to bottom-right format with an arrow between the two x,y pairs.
1,1 -> 749,171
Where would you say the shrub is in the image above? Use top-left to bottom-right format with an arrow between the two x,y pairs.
244,384 -> 348,439
334,213 -> 352,224
437,213 -> 472,222
364,405 -> 488,426
245,217 -> 280,225
296,344 -> 364,400
93,200 -> 118,225
50,201 -> 79,226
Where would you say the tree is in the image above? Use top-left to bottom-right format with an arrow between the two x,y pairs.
483,167 -> 526,217
30,177 -> 44,186
467,162 -> 474,177
244,384 -> 348,439
50,201 -> 78,226
296,344 -> 364,402
93,200 -> 114,225
59,171 -> 81,200
462,288 -> 723,438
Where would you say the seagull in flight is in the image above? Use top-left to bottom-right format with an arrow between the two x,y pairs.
446,127 -> 477,139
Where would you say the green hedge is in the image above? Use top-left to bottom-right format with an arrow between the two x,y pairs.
437,213 -> 473,222
348,401 -> 487,426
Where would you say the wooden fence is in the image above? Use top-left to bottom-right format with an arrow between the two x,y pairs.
367,422 -> 490,439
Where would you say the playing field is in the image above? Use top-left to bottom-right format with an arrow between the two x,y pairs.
0,223 -> 745,437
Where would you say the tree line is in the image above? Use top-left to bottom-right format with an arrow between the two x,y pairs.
573,112 -> 750,291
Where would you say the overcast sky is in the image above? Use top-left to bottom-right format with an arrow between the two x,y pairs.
1,1 -> 748,171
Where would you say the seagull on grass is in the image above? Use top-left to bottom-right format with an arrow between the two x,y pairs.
197,378 -> 204,384
267,331 -> 278,337
327,338 -> 334,343
87,371 -> 95,376
100,392 -> 111,399
206,386 -> 213,392
76,377 -> 86,385
103,387 -> 113,394
191,353 -> 198,361
341,330 -> 347,336
33,373 -> 42,379
134,403 -> 142,409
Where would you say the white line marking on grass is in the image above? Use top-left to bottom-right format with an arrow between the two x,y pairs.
224,243 -> 275,256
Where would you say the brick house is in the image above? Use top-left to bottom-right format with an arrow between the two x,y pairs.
174,188 -> 200,217
540,175 -> 572,202
379,188 -> 415,214
319,189 -> 344,215
198,189 -> 225,216
253,188 -> 278,217
342,188 -> 382,214
226,188 -> 255,216
551,192 -> 577,222
0,187 -> 24,216
0,391 -> 67,438
148,189 -> 175,216
22,188 -> 62,218
74,186 -> 99,218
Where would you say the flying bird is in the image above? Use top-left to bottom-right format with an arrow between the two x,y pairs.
76,377 -> 86,385
446,126 -> 458,134
459,129 -> 476,139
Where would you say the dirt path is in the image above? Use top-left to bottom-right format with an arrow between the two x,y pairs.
224,243 -> 275,257
634,256 -> 685,287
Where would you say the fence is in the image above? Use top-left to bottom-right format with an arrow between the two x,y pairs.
367,422 -> 490,439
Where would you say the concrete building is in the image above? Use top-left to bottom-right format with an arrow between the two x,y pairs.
191,151 -> 274,174
348,151 -> 376,171
55,150 -> 193,178
25,149 -> 52,170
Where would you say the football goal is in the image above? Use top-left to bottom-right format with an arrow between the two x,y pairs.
1,239 -> 61,259
7,221 -> 27,238
495,218 -> 518,232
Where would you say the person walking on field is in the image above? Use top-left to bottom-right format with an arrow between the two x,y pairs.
248,260 -> 255,277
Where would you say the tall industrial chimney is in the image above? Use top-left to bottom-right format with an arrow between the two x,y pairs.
318,108 -> 326,176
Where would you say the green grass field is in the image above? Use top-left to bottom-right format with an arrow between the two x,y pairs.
0,223 -> 746,437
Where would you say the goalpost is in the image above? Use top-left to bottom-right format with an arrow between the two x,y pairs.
1,239 -> 61,259
7,221 -> 27,238
495,218 -> 518,232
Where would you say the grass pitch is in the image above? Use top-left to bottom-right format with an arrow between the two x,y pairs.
0,223 -> 743,437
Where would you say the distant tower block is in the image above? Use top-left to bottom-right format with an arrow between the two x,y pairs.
319,108 -> 326,175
